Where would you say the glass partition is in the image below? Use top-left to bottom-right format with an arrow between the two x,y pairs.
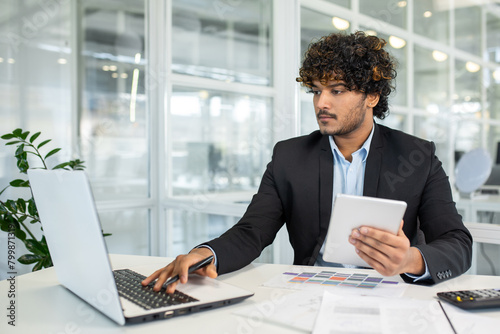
0,0 -> 72,167
359,0 -> 407,29
453,59 -> 481,118
323,0 -> 351,8
172,0 -> 272,86
375,113 -> 406,131
300,95 -> 317,135
487,69 -> 500,120
486,13 -> 500,64
413,0 -> 449,44
414,115 -> 450,173
455,5 -> 481,56
300,7 -> 351,58
487,126 -> 500,166
168,87 -> 272,197
100,208 -> 150,255
414,45 -> 449,111
166,209 -> 273,263
79,1 -> 149,201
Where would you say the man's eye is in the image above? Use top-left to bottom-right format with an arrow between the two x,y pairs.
332,90 -> 343,95
306,88 -> 320,95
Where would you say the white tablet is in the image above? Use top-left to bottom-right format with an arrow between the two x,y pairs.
322,194 -> 407,267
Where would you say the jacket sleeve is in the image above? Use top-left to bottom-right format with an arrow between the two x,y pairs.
405,142 -> 473,284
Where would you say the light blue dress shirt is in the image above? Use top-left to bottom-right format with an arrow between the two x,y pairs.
316,124 -> 430,282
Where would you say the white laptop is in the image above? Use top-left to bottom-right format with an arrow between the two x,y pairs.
28,169 -> 253,325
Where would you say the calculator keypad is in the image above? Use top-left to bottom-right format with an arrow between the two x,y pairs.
437,289 -> 500,309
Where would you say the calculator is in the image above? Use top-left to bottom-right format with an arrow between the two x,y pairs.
437,289 -> 500,310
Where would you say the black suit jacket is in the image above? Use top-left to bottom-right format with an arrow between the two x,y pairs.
206,123 -> 472,284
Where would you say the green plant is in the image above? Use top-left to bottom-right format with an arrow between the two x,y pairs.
0,128 -> 88,271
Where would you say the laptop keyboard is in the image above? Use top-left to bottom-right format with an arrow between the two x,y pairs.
113,269 -> 199,310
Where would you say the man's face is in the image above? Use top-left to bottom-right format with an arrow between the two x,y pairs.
311,79 -> 374,137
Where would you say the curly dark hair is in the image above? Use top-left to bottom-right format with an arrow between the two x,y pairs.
296,31 -> 397,119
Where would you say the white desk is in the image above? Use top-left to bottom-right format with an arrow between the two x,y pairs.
2,254 -> 500,333
456,196 -> 500,223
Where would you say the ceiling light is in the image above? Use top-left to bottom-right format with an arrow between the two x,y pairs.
102,65 -> 110,71
332,17 -> 350,31
365,30 -> 377,36
397,1 -> 407,7
111,73 -> 118,78
493,69 -> 500,82
120,73 -> 128,79
0,57 -> 4,63
199,90 -> 209,100
432,50 -> 448,62
7,58 -> 15,64
134,53 -> 141,64
109,65 -> 117,71
423,11 -> 433,18
465,61 -> 480,73
389,36 -> 406,49
57,58 -> 67,65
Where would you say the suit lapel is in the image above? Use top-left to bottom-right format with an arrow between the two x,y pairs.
364,123 -> 383,197
308,135 -> 333,265
319,135 -> 334,232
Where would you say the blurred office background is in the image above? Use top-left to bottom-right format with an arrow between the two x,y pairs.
1,0 -> 500,277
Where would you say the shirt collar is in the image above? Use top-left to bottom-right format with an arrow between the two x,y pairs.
329,122 -> 375,163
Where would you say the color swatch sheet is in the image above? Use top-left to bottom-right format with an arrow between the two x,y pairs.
286,270 -> 398,288
263,268 -> 407,297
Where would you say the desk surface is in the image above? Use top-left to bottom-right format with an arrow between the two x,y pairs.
2,254 -> 500,333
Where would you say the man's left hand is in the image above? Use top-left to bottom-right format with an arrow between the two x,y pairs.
348,220 -> 424,276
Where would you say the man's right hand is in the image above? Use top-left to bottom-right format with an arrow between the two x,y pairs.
141,247 -> 218,294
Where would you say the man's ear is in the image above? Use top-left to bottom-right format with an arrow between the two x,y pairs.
366,94 -> 380,108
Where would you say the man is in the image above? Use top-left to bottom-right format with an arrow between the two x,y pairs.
143,31 -> 472,293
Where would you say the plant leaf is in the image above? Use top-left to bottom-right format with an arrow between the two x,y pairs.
0,217 -> 11,232
25,239 -> 48,256
15,228 -> 26,241
44,148 -> 61,160
29,132 -> 41,143
20,131 -> 30,140
10,179 -> 29,187
32,260 -> 44,271
5,140 -> 22,145
12,128 -> 23,137
18,254 -> 42,265
15,143 -> 25,156
53,162 -> 69,170
28,199 -> 37,216
37,139 -> 51,149
1,133 -> 16,140
16,198 -> 26,213
43,256 -> 53,268
16,156 -> 29,173
6,200 -> 18,213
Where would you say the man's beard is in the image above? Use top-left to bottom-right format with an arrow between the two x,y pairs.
318,99 -> 367,136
